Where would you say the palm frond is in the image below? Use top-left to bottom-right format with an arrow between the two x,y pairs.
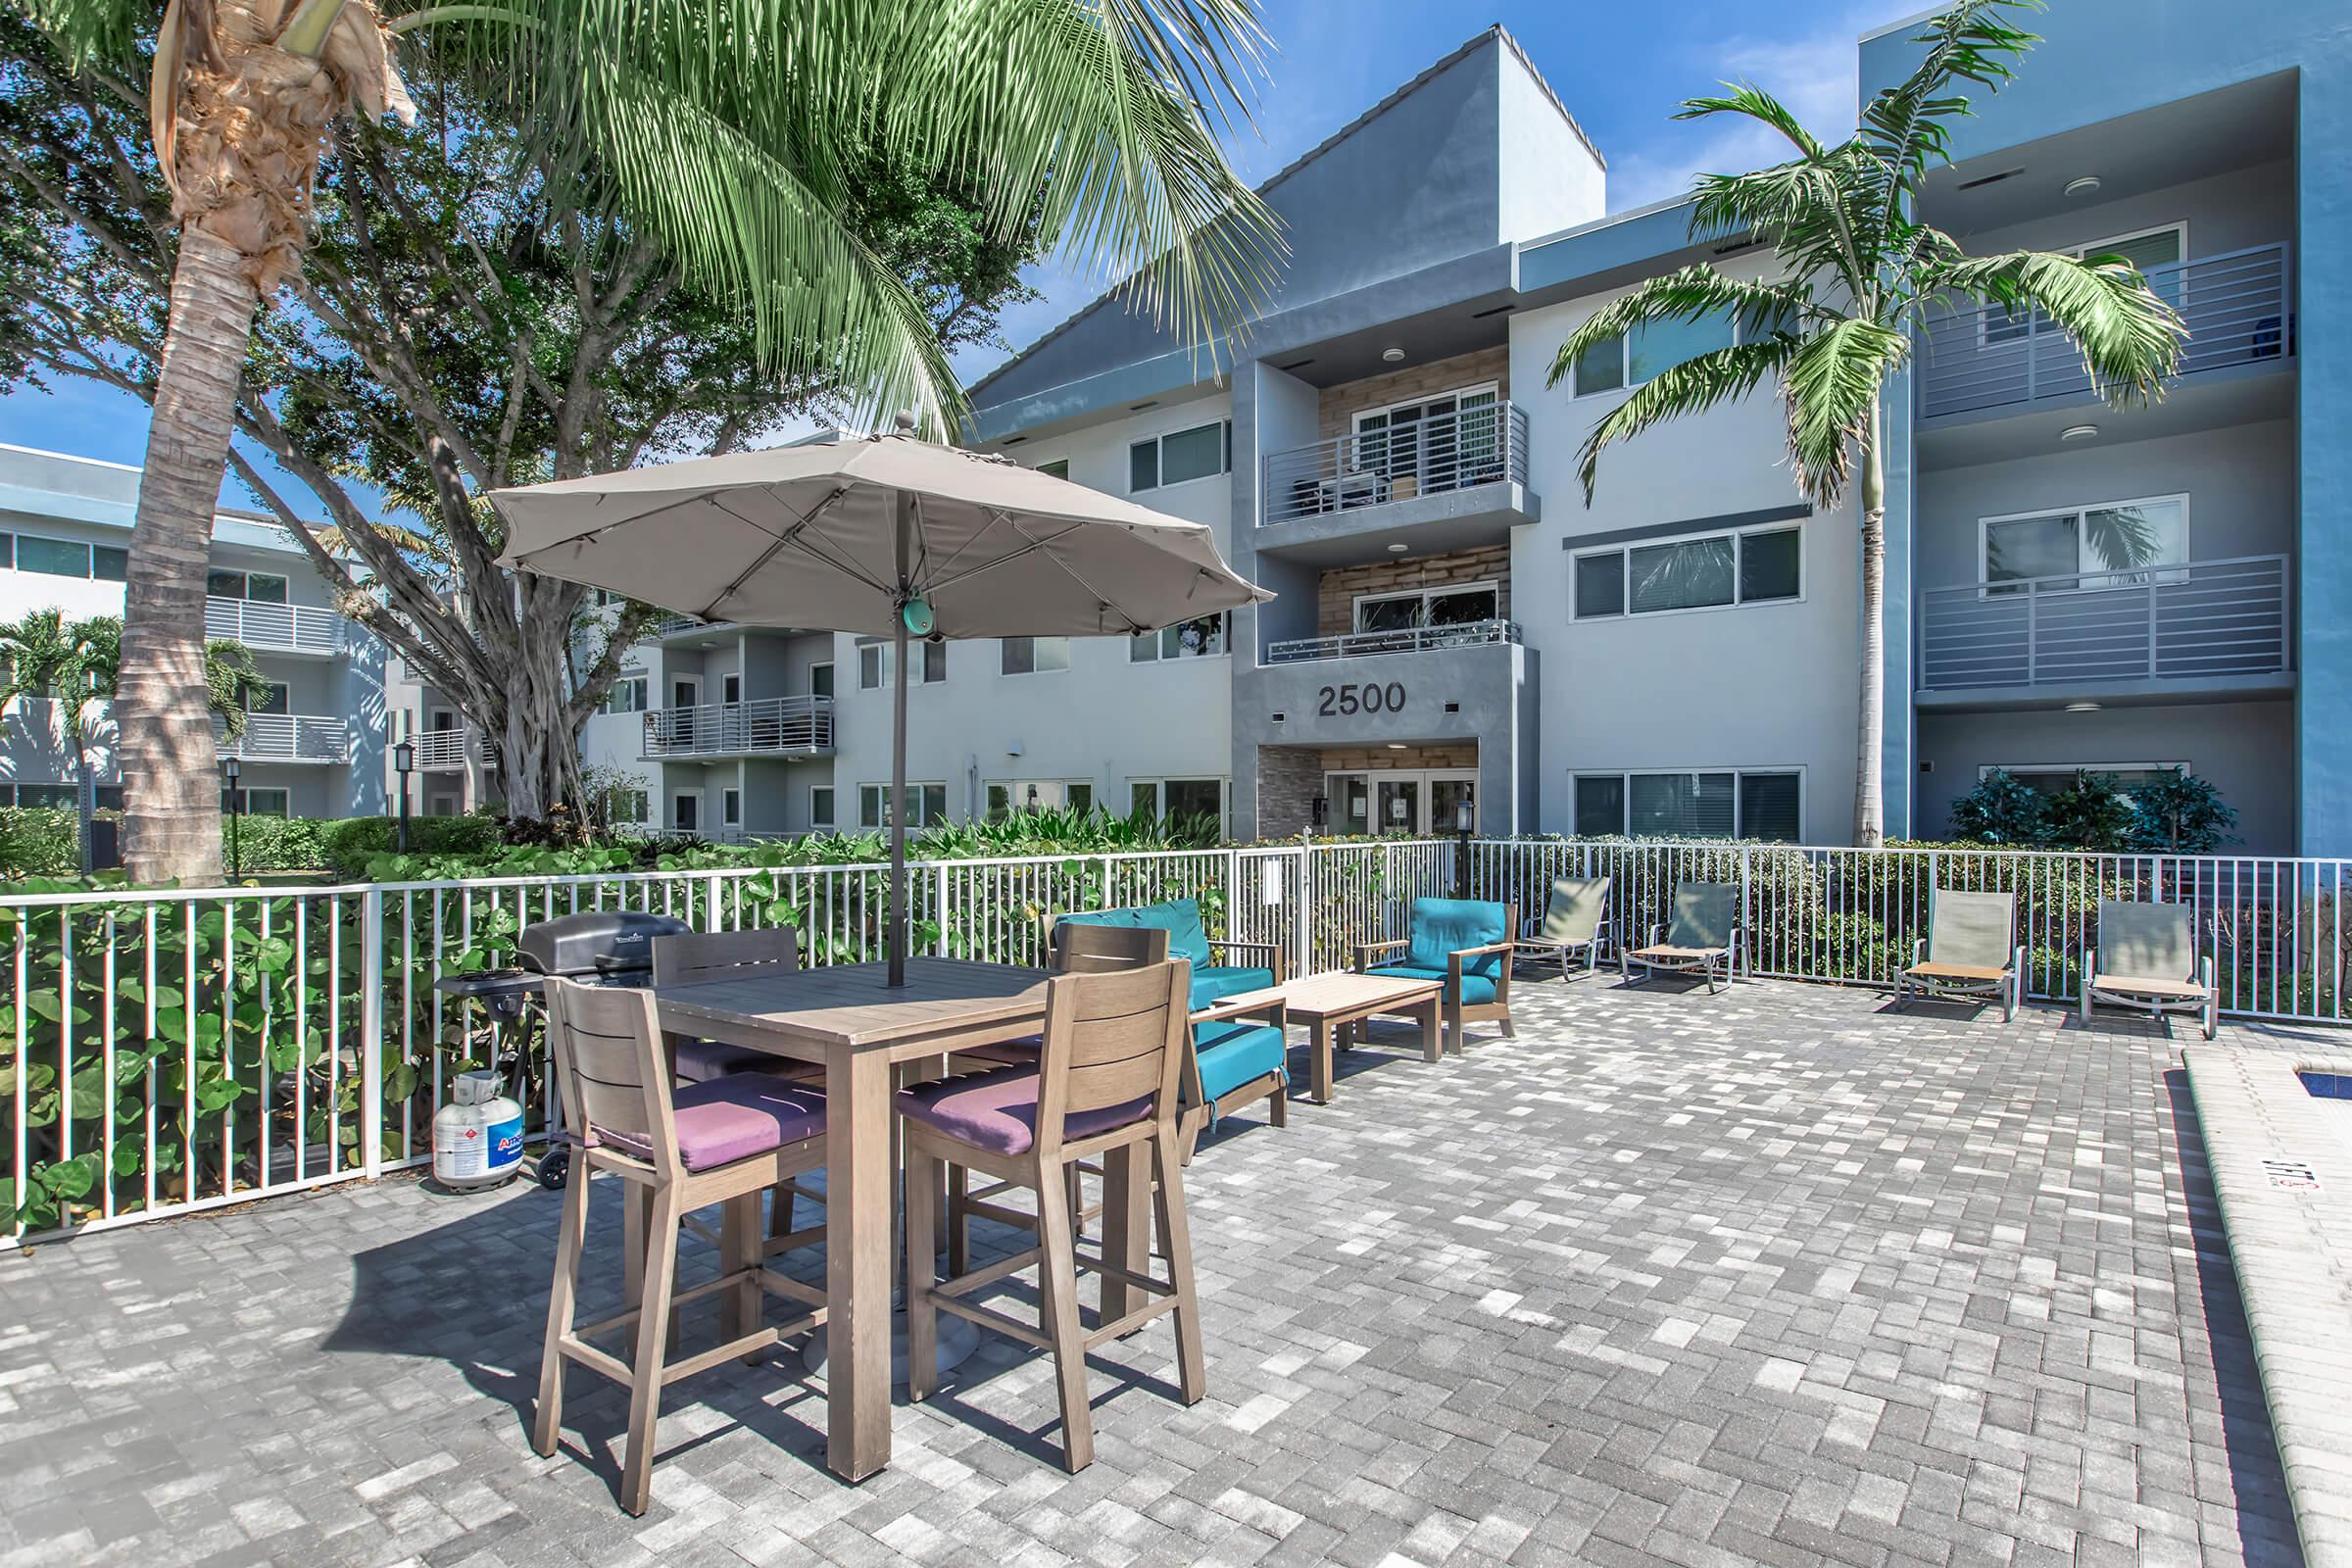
1923,249 -> 2183,403
10,0 -> 147,66
1858,0 -> 2041,182
1687,151 -> 1884,294
1545,265 -> 1815,394
1569,336 -> 1802,501
1676,82 -> 1826,162
1780,317 -> 1909,509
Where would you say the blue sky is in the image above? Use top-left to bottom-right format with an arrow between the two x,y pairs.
0,0 -> 1912,503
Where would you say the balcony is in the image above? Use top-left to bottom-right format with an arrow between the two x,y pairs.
1917,554 -> 2290,708
1917,244 -> 2290,421
411,727 -> 482,771
1258,402 -> 1537,562
216,713 -> 350,763
205,597 -> 348,657
642,696 -> 835,760
1265,619 -> 1522,665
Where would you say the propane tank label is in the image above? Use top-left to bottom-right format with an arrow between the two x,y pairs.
435,1111 -> 525,1182
488,1115 -> 523,1169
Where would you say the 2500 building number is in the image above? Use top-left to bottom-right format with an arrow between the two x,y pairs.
1317,681 -> 1407,716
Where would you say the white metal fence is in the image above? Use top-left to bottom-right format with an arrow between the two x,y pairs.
5,837 -> 2343,1248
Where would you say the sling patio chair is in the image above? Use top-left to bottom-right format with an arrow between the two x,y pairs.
2082,898 -> 2218,1040
1893,888 -> 2025,1020
1521,876 -> 1613,981
1623,881 -> 1743,993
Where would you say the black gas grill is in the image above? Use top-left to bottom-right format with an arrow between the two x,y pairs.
431,911 -> 693,1185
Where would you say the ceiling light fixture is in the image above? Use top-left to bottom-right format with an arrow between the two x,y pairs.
2060,423 -> 2100,442
1381,346 -> 1405,363
2064,701 -> 2102,713
2064,175 -> 2102,198
1386,542 -> 1408,554
1386,743 -> 1408,750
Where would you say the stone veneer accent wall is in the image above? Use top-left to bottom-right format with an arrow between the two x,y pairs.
1314,345 -> 1509,444
1315,545 -> 1513,635
1255,745 -> 1327,838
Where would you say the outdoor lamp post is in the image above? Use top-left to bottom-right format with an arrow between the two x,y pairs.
1453,790 -> 1475,898
222,756 -> 243,880
393,739 -> 415,853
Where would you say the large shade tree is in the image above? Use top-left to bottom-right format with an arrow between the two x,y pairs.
10,0 -> 1280,883
1,26 -> 1054,820
1544,0 -> 2184,846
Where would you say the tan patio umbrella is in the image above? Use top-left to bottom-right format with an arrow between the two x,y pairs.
491,419 -> 1271,985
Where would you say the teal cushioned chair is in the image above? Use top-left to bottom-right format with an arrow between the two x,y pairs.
1177,1015 -> 1289,1161
1354,897 -> 1519,1051
1056,899 -> 1285,1010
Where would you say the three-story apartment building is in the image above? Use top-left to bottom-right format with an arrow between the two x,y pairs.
917,0 -> 2343,855
0,445 -> 389,819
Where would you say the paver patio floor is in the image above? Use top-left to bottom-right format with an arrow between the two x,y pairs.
0,975 -> 2323,1568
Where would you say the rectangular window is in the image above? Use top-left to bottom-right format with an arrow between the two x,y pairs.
1131,612 -> 1230,662
1001,635 -> 1069,675
1351,583 -> 1500,637
985,779 -> 1093,820
18,536 -> 89,577
19,784 -> 78,808
1129,420 -> 1232,492
721,673 -> 742,705
721,787 -> 741,828
92,546 -> 127,583
248,681 -> 289,715
1131,777 -> 1224,825
600,785 -> 649,824
858,641 -> 887,689
224,786 -> 291,817
1571,334 -> 1626,397
1985,763 -> 2186,806
1036,458 -> 1070,480
1982,494 -> 2187,590
1628,537 -> 1737,613
1628,313 -> 1737,383
95,785 -> 123,811
856,640 -> 943,688
605,672 -> 649,713
1575,524 -> 1803,618
1574,769 -> 1802,841
246,573 -> 288,604
1574,552 -> 1625,618
920,640 -> 946,684
809,784 -> 835,829
208,569 -> 246,599
0,535 -> 13,568
860,782 -> 947,828
809,662 -> 834,699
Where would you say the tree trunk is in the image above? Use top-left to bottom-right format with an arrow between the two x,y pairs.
1853,401 -> 1887,850
120,225 -> 258,885
495,619 -> 589,822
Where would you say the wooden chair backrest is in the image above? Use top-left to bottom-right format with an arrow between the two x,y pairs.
653,925 -> 799,986
1052,921 -> 1170,974
540,976 -> 676,1177
1035,959 -> 1190,1143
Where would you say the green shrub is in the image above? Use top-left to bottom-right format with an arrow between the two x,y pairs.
2038,770 -> 2134,851
2127,771 -> 2238,853
1947,768 -> 2043,845
0,807 -> 85,878
220,813 -> 338,872
322,814 -> 503,878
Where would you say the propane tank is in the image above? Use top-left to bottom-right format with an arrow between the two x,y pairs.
432,1069 -> 524,1190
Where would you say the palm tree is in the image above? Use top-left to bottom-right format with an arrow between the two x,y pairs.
1543,0 -> 2184,847
20,0 -> 1281,883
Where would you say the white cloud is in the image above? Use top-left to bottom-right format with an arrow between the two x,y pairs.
1604,9 -> 1878,212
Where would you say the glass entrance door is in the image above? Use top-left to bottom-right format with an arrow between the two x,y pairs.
1374,775 -> 1423,834
1429,773 -> 1478,833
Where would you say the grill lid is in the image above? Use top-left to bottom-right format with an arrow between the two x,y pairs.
516,910 -> 693,977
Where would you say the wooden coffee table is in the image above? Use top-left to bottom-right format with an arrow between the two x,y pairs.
1207,972 -> 1443,1103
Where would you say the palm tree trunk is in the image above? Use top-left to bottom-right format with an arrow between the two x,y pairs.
120,225 -> 257,885
1853,401 -> 1887,850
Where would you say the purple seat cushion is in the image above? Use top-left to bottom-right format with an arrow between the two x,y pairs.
953,1036 -> 1041,1066
896,1066 -> 1152,1156
594,1072 -> 826,1172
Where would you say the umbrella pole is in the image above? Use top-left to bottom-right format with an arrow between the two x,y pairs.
888,491 -> 913,988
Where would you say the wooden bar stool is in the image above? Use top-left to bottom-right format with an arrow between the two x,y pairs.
899,959 -> 1205,1471
945,923 -> 1168,1273
531,976 -> 829,1516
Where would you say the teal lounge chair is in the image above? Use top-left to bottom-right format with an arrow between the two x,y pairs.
1055,898 -> 1286,1010
1353,897 -> 1518,1051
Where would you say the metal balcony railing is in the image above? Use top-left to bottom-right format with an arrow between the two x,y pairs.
204,597 -> 348,655
1262,402 -> 1531,525
411,728 -> 479,770
1264,618 -> 1522,665
1917,244 -> 2290,418
215,713 -> 351,763
1918,554 -> 2288,692
641,696 -> 835,758
649,612 -> 729,637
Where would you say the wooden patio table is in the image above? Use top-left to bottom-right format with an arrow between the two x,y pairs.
650,956 -> 1153,1483
1206,971 -> 1444,1103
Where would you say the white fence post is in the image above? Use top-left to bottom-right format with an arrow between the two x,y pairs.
359,887 -> 384,1180
704,872 -> 726,933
